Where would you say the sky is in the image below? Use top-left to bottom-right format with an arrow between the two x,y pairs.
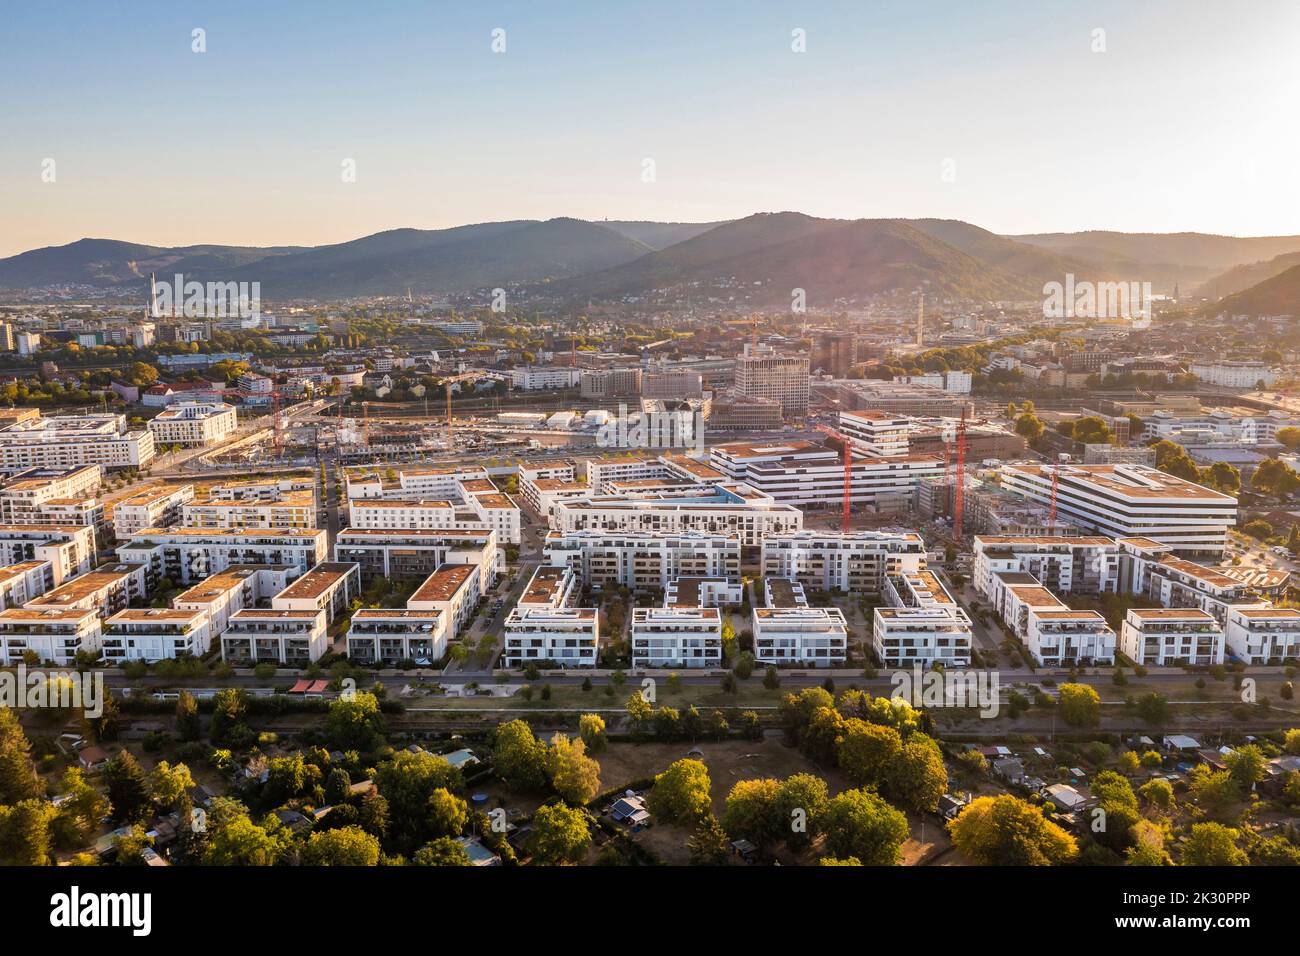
1,0 -> 1298,256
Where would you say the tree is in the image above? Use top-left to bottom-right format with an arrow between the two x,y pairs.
578,713 -> 606,753
1225,744 -> 1267,793
1070,416 -> 1114,445
1189,765 -> 1242,817
884,733 -> 948,813
1242,518 -> 1275,541
1286,728 -> 1300,756
302,826 -> 381,866
837,720 -> 902,787
175,691 -> 201,742
1139,778 -> 1174,810
112,825 -> 154,866
775,773 -> 829,850
688,815 -> 730,865
546,734 -> 601,806
202,798 -> 293,866
0,799 -> 56,865
413,836 -> 471,866
1090,770 -> 1140,852
763,665 -> 781,690
1014,413 -> 1045,442
948,795 -> 1079,865
324,767 -> 352,805
105,750 -> 151,824
55,767 -> 109,844
625,691 -> 653,725
1136,692 -> 1170,725
1181,823 -> 1247,866
1057,683 -> 1101,727
1278,427 -> 1300,451
722,778 -> 781,846
494,720 -> 549,791
821,789 -> 910,866
0,707 -> 42,803
528,803 -> 592,864
148,760 -> 195,812
374,752 -> 463,853
647,759 -> 712,825
325,692 -> 387,751
209,688 -> 249,746
1117,751 -> 1141,775
1125,819 -> 1170,866
426,787 -> 469,838
801,706 -> 847,765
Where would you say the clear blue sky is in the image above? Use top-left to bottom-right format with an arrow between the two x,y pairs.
2,0 -> 1297,255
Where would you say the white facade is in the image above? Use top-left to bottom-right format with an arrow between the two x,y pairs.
502,565 -> 597,668
1120,608 -> 1224,666
113,484 -> 195,539
1000,463 -> 1237,556
761,530 -> 927,593
752,578 -> 847,665
510,367 -> 581,390
117,527 -> 327,584
972,535 -> 1121,599
147,402 -> 238,447
0,415 -> 154,473
544,529 -> 740,592
1190,361 -> 1278,389
0,607 -> 101,665
875,571 -> 973,667
102,608 -> 212,661
347,608 -> 447,665
220,608 -> 328,664
1225,606 -> 1300,665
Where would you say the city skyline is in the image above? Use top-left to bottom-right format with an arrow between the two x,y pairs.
2,0 -> 1299,257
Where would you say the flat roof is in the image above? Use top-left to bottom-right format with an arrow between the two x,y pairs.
28,564 -> 140,605
1128,608 -> 1217,620
274,563 -> 357,601
410,565 -> 476,603
351,498 -> 453,509
1232,607 -> 1300,620
1157,555 -> 1241,589
1004,463 -> 1236,502
520,566 -> 568,605
109,608 -> 204,623
173,565 -> 291,603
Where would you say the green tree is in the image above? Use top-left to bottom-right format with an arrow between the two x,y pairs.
302,826 -> 381,866
578,713 -> 606,753
687,814 -> 730,865
1125,819 -> 1170,866
413,836 -> 471,866
547,734 -> 602,805
148,760 -> 195,812
175,691 -> 201,742
209,687 -> 249,746
0,707 -> 42,803
775,773 -> 829,850
884,732 -> 948,813
0,799 -> 56,865
948,795 -> 1079,865
722,778 -> 781,846
494,720 -> 549,791
837,720 -> 902,787
426,788 -> 469,838
528,803 -> 592,865
821,789 -> 910,866
325,691 -> 387,751
1057,683 -> 1101,727
105,749 -> 151,824
647,758 -> 712,825
202,798 -> 293,866
374,752 -> 463,853
1139,777 -> 1175,810
1181,822 -> 1247,866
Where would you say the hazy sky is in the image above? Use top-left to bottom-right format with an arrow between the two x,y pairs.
2,0 -> 1298,256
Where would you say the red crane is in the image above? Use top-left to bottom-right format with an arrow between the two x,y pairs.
1048,459 -> 1060,534
814,423 -> 853,533
952,408 -> 968,544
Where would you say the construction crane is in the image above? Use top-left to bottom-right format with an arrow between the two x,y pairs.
952,407 -> 969,544
813,423 -> 854,533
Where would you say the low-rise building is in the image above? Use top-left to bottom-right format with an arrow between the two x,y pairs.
1120,608 -> 1224,666
875,570 -> 973,668
1224,606 -> 1300,665
752,578 -> 848,666
220,608 -> 328,664
544,529 -> 740,592
270,562 -> 360,624
501,565 -> 598,668
147,402 -> 238,447
117,527 -> 327,585
347,608 -> 447,665
407,564 -> 481,641
102,608 -> 212,662
112,484 -> 195,539
171,565 -> 297,639
0,606 -> 101,665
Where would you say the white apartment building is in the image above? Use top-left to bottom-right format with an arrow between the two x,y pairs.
0,607 -> 101,665
630,576 -> 737,670
347,608 -> 447,665
147,402 -> 238,447
172,565 -> 297,639
26,562 -> 149,616
709,440 -> 837,481
407,564 -> 481,641
113,484 -> 195,539
347,499 -> 458,531
838,411 -> 914,457
345,464 -> 491,501
1026,609 -> 1117,668
501,565 -> 598,668
456,478 -> 521,545
874,570 -> 973,668
1189,361 -> 1278,389
752,578 -> 848,665
117,527 -> 327,585
182,489 -> 316,530
101,608 -> 212,662
552,485 -> 801,548
334,528 -> 497,588
587,456 -> 671,492
0,525 -> 96,585
220,608 -> 328,664
544,530 -> 740,592
1120,608 -> 1224,667
0,560 -> 54,610
1225,606 -> 1300,665
734,343 -> 809,417
1118,536 -> 1269,624
270,561 -> 360,624
1000,463 -> 1237,556
761,530 -> 927,593
0,466 -> 102,524
0,414 -> 155,473
973,535 -> 1122,599
510,367 -> 581,391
